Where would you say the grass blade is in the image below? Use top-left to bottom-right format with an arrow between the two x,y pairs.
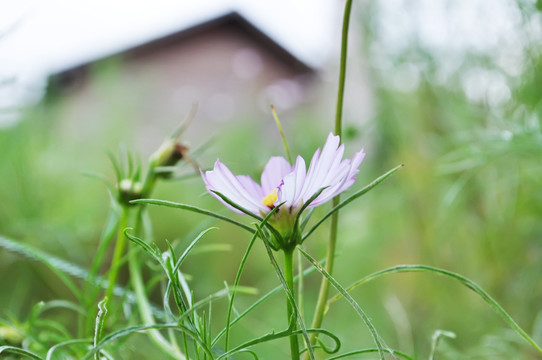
297,247 -> 386,359
327,264 -> 542,355
93,297 -> 108,360
326,348 -> 414,360
0,346 -> 42,359
303,164 -> 403,241
132,199 -> 255,234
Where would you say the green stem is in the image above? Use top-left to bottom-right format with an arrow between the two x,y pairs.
104,206 -> 130,302
129,243 -> 184,359
224,233 -> 258,355
284,248 -> 300,360
307,199 -> 339,347
334,0 -> 352,136
308,0 -> 353,353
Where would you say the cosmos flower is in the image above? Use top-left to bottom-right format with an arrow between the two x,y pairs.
202,133 -> 365,248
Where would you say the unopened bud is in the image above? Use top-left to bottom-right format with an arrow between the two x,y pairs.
118,178 -> 143,205
150,140 -> 189,178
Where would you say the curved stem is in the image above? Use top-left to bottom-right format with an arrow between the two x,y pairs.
327,264 -> 542,355
284,248 -> 300,360
129,242 -> 184,359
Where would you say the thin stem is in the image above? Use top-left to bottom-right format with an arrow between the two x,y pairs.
104,206 -> 129,302
284,247 -> 300,360
308,0 -> 353,353
129,244 -> 184,359
307,198 -> 339,347
224,233 -> 258,355
334,0 -> 352,136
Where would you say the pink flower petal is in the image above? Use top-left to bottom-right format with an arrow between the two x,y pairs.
202,160 -> 267,214
261,156 -> 293,194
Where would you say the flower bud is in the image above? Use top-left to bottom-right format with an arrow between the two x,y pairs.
150,140 -> 188,167
118,178 -> 143,206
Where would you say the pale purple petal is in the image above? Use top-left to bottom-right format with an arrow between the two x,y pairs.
298,133 -> 343,203
309,149 -> 366,206
278,155 -> 306,208
261,156 -> 293,194
202,159 -> 267,215
202,134 -> 366,217
297,133 -> 366,207
237,175 -> 265,201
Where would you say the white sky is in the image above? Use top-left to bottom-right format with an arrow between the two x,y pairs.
0,0 -> 339,126
0,0 -> 528,126
0,0 -> 338,80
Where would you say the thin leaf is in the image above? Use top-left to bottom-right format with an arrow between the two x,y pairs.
46,339 -> 92,360
327,264 -> 542,355
82,323 -> 199,360
429,330 -> 456,360
0,235 -> 81,298
217,328 -> 340,360
0,346 -> 42,360
224,204 -> 281,354
132,199 -> 255,234
94,297 -> 108,360
211,191 -> 285,244
212,258 -> 325,346
326,348 -> 414,360
303,164 -> 403,241
298,247 -> 386,359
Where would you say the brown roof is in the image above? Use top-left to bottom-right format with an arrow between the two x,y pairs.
50,11 -> 314,90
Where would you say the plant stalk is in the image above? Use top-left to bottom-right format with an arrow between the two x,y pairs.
104,206 -> 130,302
284,248 -> 300,360
307,0 -> 353,353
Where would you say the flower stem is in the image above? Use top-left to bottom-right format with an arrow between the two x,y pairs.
308,0 -> 353,353
284,248 -> 300,360
334,0 -> 352,137
307,198 -> 339,347
129,241 -> 184,359
104,206 -> 130,302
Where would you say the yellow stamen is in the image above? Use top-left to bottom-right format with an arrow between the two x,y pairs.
262,188 -> 278,208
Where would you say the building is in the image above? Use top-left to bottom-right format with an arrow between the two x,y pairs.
48,12 -> 318,152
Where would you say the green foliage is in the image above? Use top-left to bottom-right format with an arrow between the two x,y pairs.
2,1 -> 542,359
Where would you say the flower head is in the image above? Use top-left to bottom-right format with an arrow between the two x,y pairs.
202,133 -> 365,248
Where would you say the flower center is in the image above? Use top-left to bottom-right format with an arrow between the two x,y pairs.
262,188 -> 278,208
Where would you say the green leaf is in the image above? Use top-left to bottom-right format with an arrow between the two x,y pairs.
298,247 -> 387,359
82,323 -> 208,360
327,264 -> 542,355
224,204 -> 281,354
326,348 -> 414,360
211,191 -> 285,244
46,339 -> 92,360
132,198 -> 255,234
302,164 -> 403,241
212,257 -> 325,346
217,328 -> 340,360
0,346 -> 42,360
0,235 -> 81,299
429,330 -> 456,360
93,297 -> 108,360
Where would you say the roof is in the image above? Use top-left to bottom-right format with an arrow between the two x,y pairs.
51,11 -> 315,89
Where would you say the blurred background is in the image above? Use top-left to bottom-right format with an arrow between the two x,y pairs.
1,0 -> 542,358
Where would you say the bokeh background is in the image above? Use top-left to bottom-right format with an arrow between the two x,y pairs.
1,0 -> 542,358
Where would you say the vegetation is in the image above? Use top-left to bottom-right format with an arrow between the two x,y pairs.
1,1 -> 542,359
